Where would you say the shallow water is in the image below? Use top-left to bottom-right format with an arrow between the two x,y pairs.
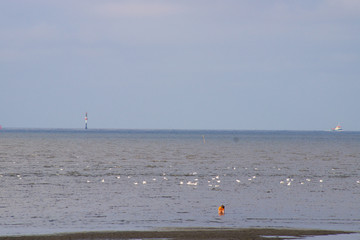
0,129 -> 359,235
302,233 -> 360,240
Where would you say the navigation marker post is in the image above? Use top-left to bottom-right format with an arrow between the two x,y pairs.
85,112 -> 88,130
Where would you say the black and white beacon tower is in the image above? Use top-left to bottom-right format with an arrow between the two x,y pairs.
85,112 -> 88,130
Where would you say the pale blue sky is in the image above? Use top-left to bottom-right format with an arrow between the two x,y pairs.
1,0 -> 359,130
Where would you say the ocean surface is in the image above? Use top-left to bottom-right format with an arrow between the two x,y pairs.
0,129 -> 359,236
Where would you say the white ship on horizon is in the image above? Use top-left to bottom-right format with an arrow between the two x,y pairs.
331,124 -> 343,131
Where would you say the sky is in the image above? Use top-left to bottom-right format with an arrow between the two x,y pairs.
1,0 -> 360,130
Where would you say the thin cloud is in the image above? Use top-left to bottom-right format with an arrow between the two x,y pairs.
89,2 -> 183,18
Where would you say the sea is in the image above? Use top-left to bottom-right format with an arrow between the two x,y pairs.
0,129 -> 359,236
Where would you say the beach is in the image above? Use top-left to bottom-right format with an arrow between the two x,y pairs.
0,228 -> 354,240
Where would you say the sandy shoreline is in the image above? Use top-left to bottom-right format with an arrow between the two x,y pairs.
0,228 -> 355,240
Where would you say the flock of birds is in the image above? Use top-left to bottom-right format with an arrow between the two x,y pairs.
7,165 -> 360,189
80,167 -> 360,189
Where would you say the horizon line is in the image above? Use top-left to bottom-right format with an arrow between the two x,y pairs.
0,127 -> 356,132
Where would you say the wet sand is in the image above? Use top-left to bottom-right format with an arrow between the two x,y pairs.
0,228 -> 354,240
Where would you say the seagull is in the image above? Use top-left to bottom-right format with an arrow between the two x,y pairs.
187,181 -> 198,186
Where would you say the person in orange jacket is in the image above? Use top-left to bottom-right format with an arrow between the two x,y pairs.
218,205 -> 225,215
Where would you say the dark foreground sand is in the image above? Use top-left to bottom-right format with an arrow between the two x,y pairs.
0,228 -> 354,240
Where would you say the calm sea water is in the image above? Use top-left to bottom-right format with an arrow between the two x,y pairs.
0,129 -> 359,236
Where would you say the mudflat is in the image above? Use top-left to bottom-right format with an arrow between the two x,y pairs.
0,228 -> 353,240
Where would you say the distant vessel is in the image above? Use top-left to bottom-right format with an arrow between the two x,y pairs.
331,124 -> 343,131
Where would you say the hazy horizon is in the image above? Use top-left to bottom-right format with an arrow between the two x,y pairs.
0,126 -> 352,132
1,1 -> 359,131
